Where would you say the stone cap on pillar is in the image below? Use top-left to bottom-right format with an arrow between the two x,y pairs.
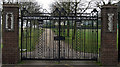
101,4 -> 117,9
3,4 -> 19,8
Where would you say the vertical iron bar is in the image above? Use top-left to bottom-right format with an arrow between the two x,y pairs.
63,20 -> 65,58
84,16 -> 86,59
118,12 -> 120,62
30,20 -> 32,59
96,11 -> 99,61
92,13 -> 94,59
91,13 -> 93,59
42,20 -> 44,59
58,10 -> 61,62
26,20 -> 28,58
37,20 -> 40,58
93,13 -> 95,59
53,16 -> 55,59
33,20 -> 35,58
45,20 -> 47,58
81,20 -> 83,59
21,10 -> 23,60
79,20 -> 82,59
72,17 -> 73,59
88,13 -> 90,59
68,20 -> 69,59
75,2 -> 77,59
76,22 -> 78,59
95,13 -> 97,59
49,19 -> 51,59
43,20 -> 46,58
0,8 -> 1,58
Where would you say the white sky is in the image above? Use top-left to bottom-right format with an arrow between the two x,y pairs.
0,0 -> 119,11
36,0 -> 91,10
36,0 -> 55,12
36,0 -> 119,12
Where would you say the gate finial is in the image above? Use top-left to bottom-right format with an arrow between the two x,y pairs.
92,9 -> 98,13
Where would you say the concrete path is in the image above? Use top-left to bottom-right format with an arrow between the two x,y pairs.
2,62 -> 120,67
2,61 -> 120,67
2,65 -> 100,67
2,60 -> 100,67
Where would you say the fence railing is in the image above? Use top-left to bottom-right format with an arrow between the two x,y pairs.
0,8 -> 1,61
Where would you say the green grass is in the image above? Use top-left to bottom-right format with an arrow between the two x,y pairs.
1,44 -> 3,48
19,28 -> 43,52
53,28 -> 101,53
17,61 -> 25,64
19,27 -> 118,53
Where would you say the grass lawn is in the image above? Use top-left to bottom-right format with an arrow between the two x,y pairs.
53,28 -> 101,53
19,28 -> 43,52
19,27 -> 118,53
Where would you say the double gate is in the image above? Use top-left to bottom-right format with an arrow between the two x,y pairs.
20,8 -> 99,61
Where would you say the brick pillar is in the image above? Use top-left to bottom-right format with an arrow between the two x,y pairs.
2,4 -> 20,64
100,5 -> 118,65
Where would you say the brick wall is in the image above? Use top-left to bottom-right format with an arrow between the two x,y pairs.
100,5 -> 118,65
2,4 -> 20,64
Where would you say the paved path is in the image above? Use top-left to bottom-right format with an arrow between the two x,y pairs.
2,65 -> 100,67
22,28 -> 97,59
2,61 -> 120,67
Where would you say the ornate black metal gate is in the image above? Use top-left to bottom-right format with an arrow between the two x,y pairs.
20,8 -> 99,61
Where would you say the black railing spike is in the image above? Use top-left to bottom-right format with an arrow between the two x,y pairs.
61,8 -> 67,13
55,8 -> 59,11
53,8 -> 60,13
91,9 -> 98,13
20,7 -> 99,60
61,8 -> 64,11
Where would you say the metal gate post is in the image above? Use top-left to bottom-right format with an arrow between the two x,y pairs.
21,9 -> 23,61
0,7 -> 2,65
118,2 -> 120,62
0,8 -> 1,47
58,9 -> 61,62
118,12 -> 120,62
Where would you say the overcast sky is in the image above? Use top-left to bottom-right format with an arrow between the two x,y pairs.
36,0 -> 119,12
0,0 -> 119,11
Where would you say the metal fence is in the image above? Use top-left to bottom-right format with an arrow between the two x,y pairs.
20,8 -> 99,61
0,8 -> 1,48
0,8 -> 2,64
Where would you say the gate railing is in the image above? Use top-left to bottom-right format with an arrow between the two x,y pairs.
20,8 -> 99,61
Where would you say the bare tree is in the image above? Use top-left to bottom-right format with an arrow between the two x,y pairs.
50,0 -> 92,13
50,0 -> 93,39
94,0 -> 116,9
19,1 -> 41,13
